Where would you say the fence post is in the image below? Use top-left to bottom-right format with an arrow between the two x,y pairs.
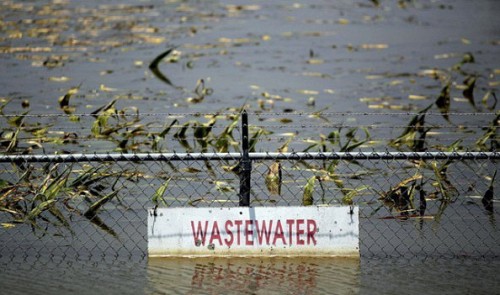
239,110 -> 251,207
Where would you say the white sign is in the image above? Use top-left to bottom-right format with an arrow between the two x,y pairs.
148,206 -> 359,257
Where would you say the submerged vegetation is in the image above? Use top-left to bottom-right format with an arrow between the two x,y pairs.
0,48 -> 498,236
0,162 -> 131,237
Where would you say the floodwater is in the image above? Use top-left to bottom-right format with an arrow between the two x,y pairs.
1,0 -> 498,152
1,255 -> 500,294
1,0 -> 499,294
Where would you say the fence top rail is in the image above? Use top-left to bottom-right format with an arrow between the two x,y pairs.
0,151 -> 498,163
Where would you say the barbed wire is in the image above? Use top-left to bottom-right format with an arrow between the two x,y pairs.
7,125 -> 243,132
252,112 -> 499,117
11,136 -> 484,145
7,129 -> 494,145
0,112 -> 233,118
253,137 -> 485,143
4,124 -> 492,132
0,111 -> 498,119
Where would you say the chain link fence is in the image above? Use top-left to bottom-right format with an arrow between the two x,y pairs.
1,107 -> 498,261
1,151 -> 498,260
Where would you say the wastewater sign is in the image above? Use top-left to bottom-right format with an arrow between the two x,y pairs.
148,206 -> 359,258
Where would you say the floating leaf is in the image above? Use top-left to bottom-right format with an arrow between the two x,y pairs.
248,128 -> 265,152
1,223 -> 16,229
215,116 -> 239,153
214,181 -> 234,193
337,18 -> 350,25
435,83 -> 451,121
418,182 -> 427,216
391,104 -> 432,150
84,190 -> 119,218
159,119 -> 178,138
49,76 -> 70,82
379,174 -> 422,213
222,164 -> 240,174
278,137 -> 293,153
29,126 -> 49,138
408,94 -> 428,100
218,37 -> 253,44
99,84 -> 117,92
482,91 -> 498,110
452,52 -> 475,71
5,128 -> 20,153
193,116 -> 217,139
340,127 -> 371,152
476,113 -> 499,150
482,170 -> 496,213
39,165 -> 71,200
462,76 -> 477,108
152,178 -> 171,207
26,199 -> 56,221
91,99 -> 117,117
265,161 -> 282,196
279,118 -> 293,125
8,111 -> 28,127
174,122 -> 190,140
90,100 -> 118,137
182,167 -> 202,173
137,34 -> 165,45
225,4 -> 261,12
69,166 -> 103,189
341,185 -> 369,206
391,174 -> 422,192
307,58 -> 324,64
0,98 -> 11,115
149,47 -> 177,87
0,178 -> 12,190
187,79 -> 212,104
21,99 -> 30,109
360,44 -> 388,50
418,69 -> 449,81
303,176 -> 316,206
297,89 -> 319,95
461,52 -> 475,63
152,120 -> 178,151
430,161 -> 458,200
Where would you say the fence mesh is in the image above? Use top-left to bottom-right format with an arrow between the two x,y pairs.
1,106 -> 498,261
1,151 -> 498,260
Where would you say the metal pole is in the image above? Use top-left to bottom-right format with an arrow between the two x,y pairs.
239,110 -> 251,207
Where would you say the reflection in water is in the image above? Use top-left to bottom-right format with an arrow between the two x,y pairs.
2,254 -> 498,294
147,257 -> 360,294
